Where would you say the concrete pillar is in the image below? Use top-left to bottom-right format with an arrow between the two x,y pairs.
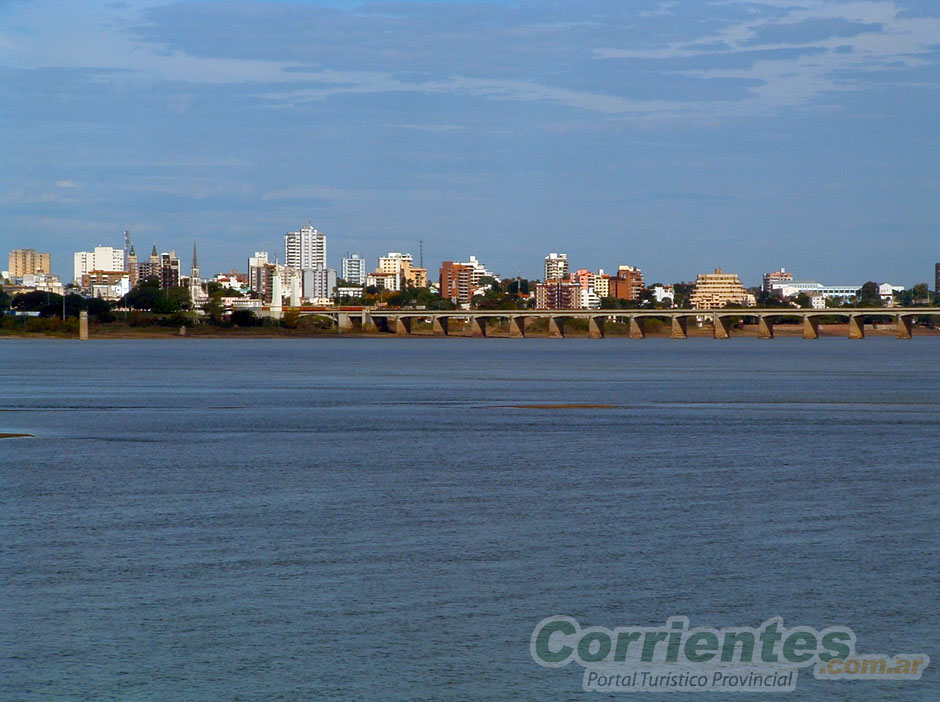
848,315 -> 865,340
713,315 -> 732,339
371,316 -> 390,333
469,316 -> 487,337
394,317 -> 412,335
671,316 -> 687,339
290,274 -> 301,308
508,316 -> 526,338
179,325 -> 187,337
432,316 -> 449,336
79,310 -> 89,341
338,312 -> 354,333
757,316 -> 774,339
802,316 -> 819,339
629,317 -> 646,339
895,314 -> 913,339
588,316 -> 605,339
362,312 -> 379,333
270,273 -> 283,320
548,317 -> 565,338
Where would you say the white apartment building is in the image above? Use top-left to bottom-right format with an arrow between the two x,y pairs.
366,271 -> 400,292
73,246 -> 125,284
285,225 -> 326,270
544,252 -> 568,281
453,255 -> 497,287
342,254 -> 366,286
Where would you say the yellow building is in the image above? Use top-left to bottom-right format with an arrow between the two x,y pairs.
8,248 -> 51,277
690,268 -> 749,309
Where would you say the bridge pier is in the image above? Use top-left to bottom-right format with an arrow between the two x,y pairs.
469,317 -> 487,337
548,317 -> 565,338
802,316 -> 819,339
758,316 -> 774,339
509,316 -> 526,338
79,310 -> 89,341
432,316 -> 449,336
713,315 -> 732,339
848,315 -> 865,339
588,316 -> 605,339
671,316 -> 687,339
896,314 -> 913,339
629,317 -> 646,339
395,317 -> 412,335
338,312 -> 355,333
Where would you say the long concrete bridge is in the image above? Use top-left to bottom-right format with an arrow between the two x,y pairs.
258,307 -> 940,339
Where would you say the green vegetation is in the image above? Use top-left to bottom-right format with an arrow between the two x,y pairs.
122,276 -> 191,312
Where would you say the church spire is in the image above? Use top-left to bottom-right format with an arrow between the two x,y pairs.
192,242 -> 198,271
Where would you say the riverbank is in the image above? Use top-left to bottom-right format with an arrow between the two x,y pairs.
1,321 -> 938,339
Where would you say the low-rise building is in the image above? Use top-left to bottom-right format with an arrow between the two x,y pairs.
690,268 -> 749,309
535,280 -> 579,309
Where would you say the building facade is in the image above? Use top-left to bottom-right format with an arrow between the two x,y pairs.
74,246 -> 125,285
535,280 -> 579,309
439,261 -> 473,304
608,265 -> 645,301
285,225 -> 327,270
9,249 -> 51,278
544,252 -> 568,281
935,263 -> 940,294
762,268 -> 793,294
302,264 -> 337,301
342,254 -> 366,286
689,268 -> 749,309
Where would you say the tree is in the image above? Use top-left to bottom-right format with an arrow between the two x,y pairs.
858,281 -> 883,307
795,292 -> 812,309
202,298 -> 224,323
0,289 -> 10,312
912,283 -> 930,302
12,290 -> 60,312
230,309 -> 260,326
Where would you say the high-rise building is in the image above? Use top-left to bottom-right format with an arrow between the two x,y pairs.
8,249 -> 51,278
248,251 -> 270,298
440,261 -> 473,304
762,267 -> 793,294
608,265 -> 644,301
342,253 -> 366,286
935,263 -> 940,293
544,252 -> 568,281
160,251 -> 180,290
689,268 -> 749,309
73,246 -> 125,285
285,225 -> 326,270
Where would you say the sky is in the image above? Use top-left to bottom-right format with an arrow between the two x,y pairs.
1,0 -> 938,286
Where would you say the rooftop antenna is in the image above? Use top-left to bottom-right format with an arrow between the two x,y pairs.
419,240 -> 424,269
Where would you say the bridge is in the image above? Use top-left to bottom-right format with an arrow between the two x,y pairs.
256,307 -> 940,339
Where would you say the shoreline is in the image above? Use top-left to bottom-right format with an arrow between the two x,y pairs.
1,323 -> 939,340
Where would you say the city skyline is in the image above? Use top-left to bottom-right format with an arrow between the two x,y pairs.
2,1 -> 938,283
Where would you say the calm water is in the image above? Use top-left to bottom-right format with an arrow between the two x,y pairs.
2,338 -> 938,701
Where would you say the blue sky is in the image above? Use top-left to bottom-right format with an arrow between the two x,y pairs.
1,0 -> 938,285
